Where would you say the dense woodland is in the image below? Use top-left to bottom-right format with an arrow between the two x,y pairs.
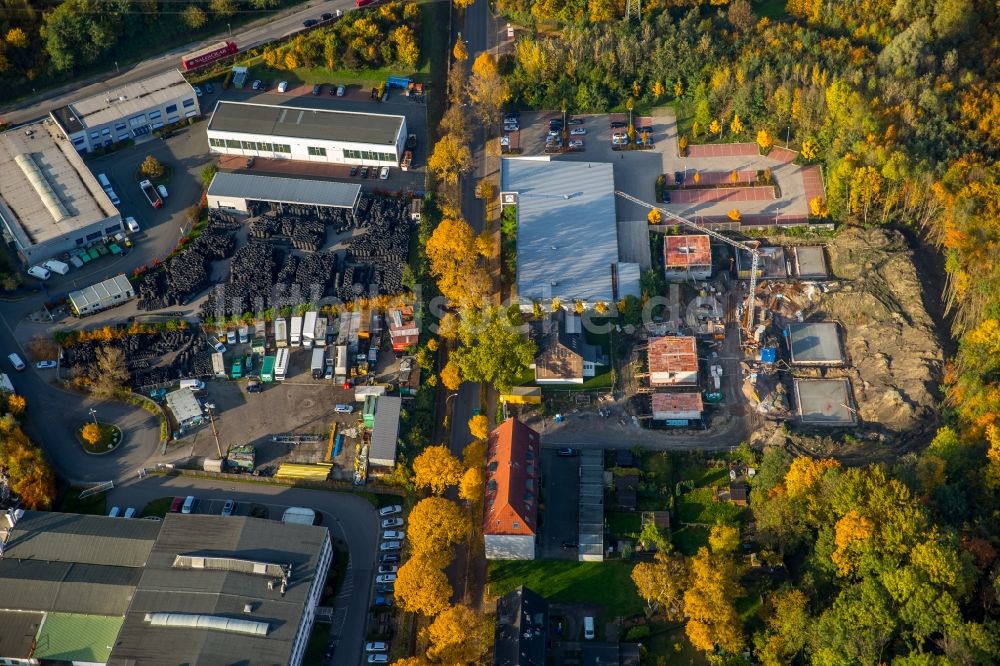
495,0 -> 1000,663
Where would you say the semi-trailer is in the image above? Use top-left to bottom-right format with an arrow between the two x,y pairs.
275,317 -> 288,348
180,40 -> 238,71
302,311 -> 317,349
311,347 -> 326,379
290,316 -> 303,347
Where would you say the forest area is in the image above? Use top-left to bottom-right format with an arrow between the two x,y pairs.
0,0 -> 299,101
493,0 -> 1000,663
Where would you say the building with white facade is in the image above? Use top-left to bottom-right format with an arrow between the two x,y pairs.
0,120 -> 122,265
206,101 -> 406,167
50,69 -> 199,154
484,419 -> 540,560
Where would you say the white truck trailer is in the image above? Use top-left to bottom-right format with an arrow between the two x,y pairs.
290,315 -> 303,347
310,347 -> 326,379
275,317 -> 288,348
302,311 -> 317,349
314,315 -> 328,347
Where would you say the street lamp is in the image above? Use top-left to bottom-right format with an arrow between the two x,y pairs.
89,407 -> 98,425
227,23 -> 232,37
114,61 -> 120,74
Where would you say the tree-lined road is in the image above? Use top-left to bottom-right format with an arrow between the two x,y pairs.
1,0 -> 354,126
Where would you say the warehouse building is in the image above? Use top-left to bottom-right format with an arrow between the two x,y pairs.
207,101 -> 406,167
206,171 -> 361,215
0,509 -> 332,666
369,395 -> 402,467
502,158 -> 640,310
68,273 -> 134,316
0,120 -> 122,265
50,69 -> 199,154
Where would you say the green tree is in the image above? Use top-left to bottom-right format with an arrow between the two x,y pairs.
42,0 -> 122,71
210,0 -> 237,19
181,4 -> 205,30
451,307 -> 536,393
201,164 -> 218,187
754,589 -> 810,666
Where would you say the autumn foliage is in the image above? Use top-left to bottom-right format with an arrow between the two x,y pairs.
412,446 -> 464,495
81,422 -> 102,445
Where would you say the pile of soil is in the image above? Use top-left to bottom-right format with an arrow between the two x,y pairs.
801,227 -> 945,445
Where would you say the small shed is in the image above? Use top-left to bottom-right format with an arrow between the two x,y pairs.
165,388 -> 203,428
370,396 -> 402,467
729,481 -> 749,506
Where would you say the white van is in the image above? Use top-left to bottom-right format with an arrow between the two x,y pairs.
8,353 -> 26,372
125,216 -> 140,233
123,507 -> 136,518
97,173 -> 111,188
179,378 -> 205,391
43,259 -> 70,275
278,80 -> 289,92
108,506 -> 121,518
583,616 -> 595,640
27,265 -> 50,280
181,496 -> 197,514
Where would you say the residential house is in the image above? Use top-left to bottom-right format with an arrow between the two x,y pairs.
484,419 -> 540,560
493,586 -> 548,666
531,310 -> 607,385
663,234 -> 712,282
647,336 -> 699,387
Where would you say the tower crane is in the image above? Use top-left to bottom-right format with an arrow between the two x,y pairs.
613,191 -> 761,339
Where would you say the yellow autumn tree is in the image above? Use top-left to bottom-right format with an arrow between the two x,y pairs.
408,496 -> 469,564
440,360 -> 462,391
463,439 -> 486,468
469,52 -> 510,125
428,134 -> 473,186
684,533 -> 745,654
678,135 -> 689,154
391,25 -> 420,68
595,301 -> 609,314
809,196 -> 828,217
412,445 -> 464,495
426,604 -> 491,663
693,171 -> 701,185
426,215 -> 488,305
785,457 -> 841,498
756,128 -> 774,152
452,36 -> 468,61
647,208 -> 662,225
708,523 -> 741,554
395,554 -> 452,616
730,112 -> 745,135
6,394 -> 26,416
81,422 -> 102,445
831,510 -> 875,575
673,78 -> 684,98
728,209 -> 742,222
468,415 -> 490,441
709,118 -> 722,135
631,551 -> 688,619
5,27 -> 29,48
801,137 -> 820,160
651,79 -> 665,99
459,466 -> 485,503
551,297 -> 562,311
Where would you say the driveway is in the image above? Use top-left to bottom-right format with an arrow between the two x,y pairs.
107,474 -> 378,666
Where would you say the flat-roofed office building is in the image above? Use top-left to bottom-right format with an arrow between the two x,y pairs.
50,69 -> 199,153
0,120 -> 122,265
206,101 -> 406,167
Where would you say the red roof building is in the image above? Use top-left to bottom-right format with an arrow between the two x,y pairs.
387,306 -> 419,352
484,418 -> 540,560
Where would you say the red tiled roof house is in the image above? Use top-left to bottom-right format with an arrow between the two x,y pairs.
484,419 -> 540,560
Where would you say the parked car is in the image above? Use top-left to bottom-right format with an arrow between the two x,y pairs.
350,166 -> 358,177
170,497 -> 185,513
557,448 -> 578,457
569,139 -> 584,149
252,79 -> 262,90
610,121 -> 626,128
124,507 -> 136,518
368,655 -> 388,663
278,81 -> 288,93
375,583 -> 394,594
7,353 -> 25,372
379,166 -> 389,180
663,190 -> 671,203
108,506 -> 121,517
375,574 -> 397,583
373,596 -> 393,607
380,541 -> 401,551
157,184 -> 169,199
378,553 -> 400,564
337,84 -> 346,96
381,517 -> 403,528
26,265 -> 50,280
35,360 -> 57,369
570,127 -> 587,135
204,82 -> 214,94
379,504 -> 402,516
303,18 -> 318,27
360,166 -> 369,178
568,117 -> 584,125
377,564 -> 398,574
674,170 -> 685,185
321,12 -> 334,20
226,330 -> 237,345
382,530 -> 405,541
125,216 -> 140,232
181,496 -> 197,514
312,84 -> 322,95
194,85 -> 203,97
221,499 -> 235,516
561,540 -> 578,549
212,338 -> 227,354
334,403 -> 354,414
365,642 -> 388,653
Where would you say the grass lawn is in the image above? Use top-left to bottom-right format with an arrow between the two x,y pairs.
672,524 -> 711,556
59,488 -> 107,516
675,487 -> 746,525
606,511 -> 642,539
488,560 -> 644,618
140,497 -> 175,518
76,423 -> 122,454
646,623 -> 710,665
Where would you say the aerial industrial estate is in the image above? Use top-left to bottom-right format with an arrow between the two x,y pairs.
0,1 -> 996,665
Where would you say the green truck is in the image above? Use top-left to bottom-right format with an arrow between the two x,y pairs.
260,355 -> 276,383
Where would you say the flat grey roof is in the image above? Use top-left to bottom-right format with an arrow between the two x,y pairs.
208,100 -> 404,146
504,159 -> 620,305
0,559 -> 142,615
4,510 -> 160,567
787,322 -> 843,365
109,515 -> 329,666
794,246 -> 828,278
0,120 -> 117,248
59,69 -> 195,131
370,395 -> 401,466
208,171 -> 361,209
795,378 -> 856,425
69,274 -> 132,311
166,387 -> 202,423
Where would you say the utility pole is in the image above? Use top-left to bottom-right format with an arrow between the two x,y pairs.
206,406 -> 223,459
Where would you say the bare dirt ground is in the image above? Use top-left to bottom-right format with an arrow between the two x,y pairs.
779,226 -> 946,459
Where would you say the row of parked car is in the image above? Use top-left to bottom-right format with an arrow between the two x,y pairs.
366,503 -> 405,662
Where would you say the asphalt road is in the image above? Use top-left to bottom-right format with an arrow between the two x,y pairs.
107,475 -> 378,665
1,0 -> 358,126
